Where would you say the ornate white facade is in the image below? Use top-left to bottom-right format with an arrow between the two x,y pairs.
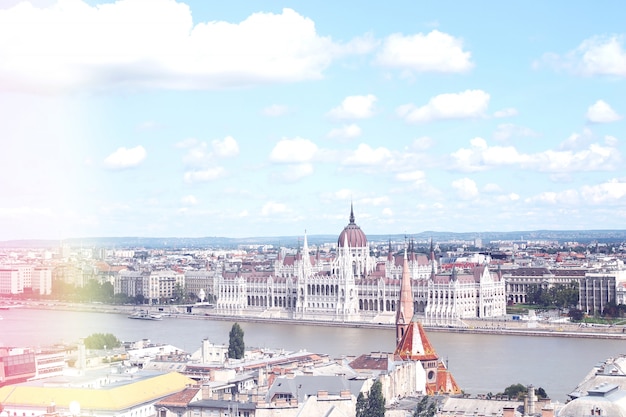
215,206 -> 507,325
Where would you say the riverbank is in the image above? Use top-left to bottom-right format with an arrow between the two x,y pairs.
12,300 -> 626,340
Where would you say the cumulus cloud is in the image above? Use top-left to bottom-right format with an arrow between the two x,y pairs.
397,90 -> 490,123
212,136 -> 240,158
183,167 -> 225,183
586,100 -> 622,123
0,3 -> 363,93
450,136 -> 621,173
525,190 -> 580,206
537,35 -> 626,77
395,170 -> 426,185
493,107 -> 518,118
452,177 -> 479,200
103,145 -> 146,169
343,143 -> 393,166
328,94 -> 377,119
375,30 -> 473,73
580,179 -> 626,204
180,136 -> 239,170
269,137 -> 318,163
327,124 -> 362,140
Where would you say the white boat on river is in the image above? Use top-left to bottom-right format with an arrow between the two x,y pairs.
128,311 -> 163,321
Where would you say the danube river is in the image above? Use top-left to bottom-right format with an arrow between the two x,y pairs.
1,307 -> 624,402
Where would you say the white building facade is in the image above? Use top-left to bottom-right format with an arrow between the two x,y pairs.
214,206 -> 506,325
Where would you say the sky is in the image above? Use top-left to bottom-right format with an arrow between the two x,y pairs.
1,0 -> 626,240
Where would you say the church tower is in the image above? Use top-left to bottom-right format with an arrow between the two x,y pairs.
395,245 -> 462,395
396,247 -> 414,346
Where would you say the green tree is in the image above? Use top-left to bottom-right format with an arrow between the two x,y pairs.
356,392 -> 367,417
413,395 -> 437,417
357,380 -> 386,417
503,383 -> 527,400
228,322 -> 245,359
568,308 -> 584,322
536,387 -> 548,399
84,333 -> 121,350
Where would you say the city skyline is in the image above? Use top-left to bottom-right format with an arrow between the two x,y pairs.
2,0 -> 626,240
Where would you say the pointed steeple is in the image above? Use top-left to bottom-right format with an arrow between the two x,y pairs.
396,246 -> 414,347
349,201 -> 355,224
387,239 -> 393,262
303,230 -> 309,258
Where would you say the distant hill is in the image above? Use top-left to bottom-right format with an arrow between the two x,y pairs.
2,229 -> 626,249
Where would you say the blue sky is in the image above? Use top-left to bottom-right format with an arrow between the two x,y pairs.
1,0 -> 626,240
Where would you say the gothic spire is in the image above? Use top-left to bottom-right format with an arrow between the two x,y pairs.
396,246 -> 415,347
349,202 -> 355,224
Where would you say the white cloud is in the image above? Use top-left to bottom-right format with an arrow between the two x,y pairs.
559,128 -> 593,151
580,179 -> 626,204
0,3 -> 360,93
261,201 -> 289,216
450,136 -> 621,173
328,94 -> 377,119
183,167 -> 225,183
181,195 -> 198,205
395,170 -> 426,185
375,30 -> 473,73
397,90 -> 490,123
452,178 -> 479,200
343,143 -> 392,166
382,207 -> 393,216
586,100 -> 622,123
212,136 -> 239,158
538,35 -> 626,77
525,190 -> 580,205
495,193 -> 520,203
269,137 -> 318,163
103,145 -> 146,169
327,124 -> 362,140
262,104 -> 289,117
181,136 -> 239,168
493,107 -> 518,118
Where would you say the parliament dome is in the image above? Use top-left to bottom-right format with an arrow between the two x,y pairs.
337,205 -> 367,248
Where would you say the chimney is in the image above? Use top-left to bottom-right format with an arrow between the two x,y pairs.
317,390 -> 329,399
542,407 -> 555,417
503,407 -> 515,417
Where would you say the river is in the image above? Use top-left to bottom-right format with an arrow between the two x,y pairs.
1,306 -> 624,402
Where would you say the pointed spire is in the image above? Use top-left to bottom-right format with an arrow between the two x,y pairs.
396,245 -> 415,347
349,202 -> 355,224
303,230 -> 309,256
387,239 -> 393,262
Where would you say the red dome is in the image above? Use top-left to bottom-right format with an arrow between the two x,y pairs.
337,205 -> 367,247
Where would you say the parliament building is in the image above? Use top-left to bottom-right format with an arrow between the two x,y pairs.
216,205 -> 506,325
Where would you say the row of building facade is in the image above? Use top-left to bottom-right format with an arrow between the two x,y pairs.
4,207 -> 626,323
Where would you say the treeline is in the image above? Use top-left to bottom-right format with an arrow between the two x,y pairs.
525,281 -> 579,309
